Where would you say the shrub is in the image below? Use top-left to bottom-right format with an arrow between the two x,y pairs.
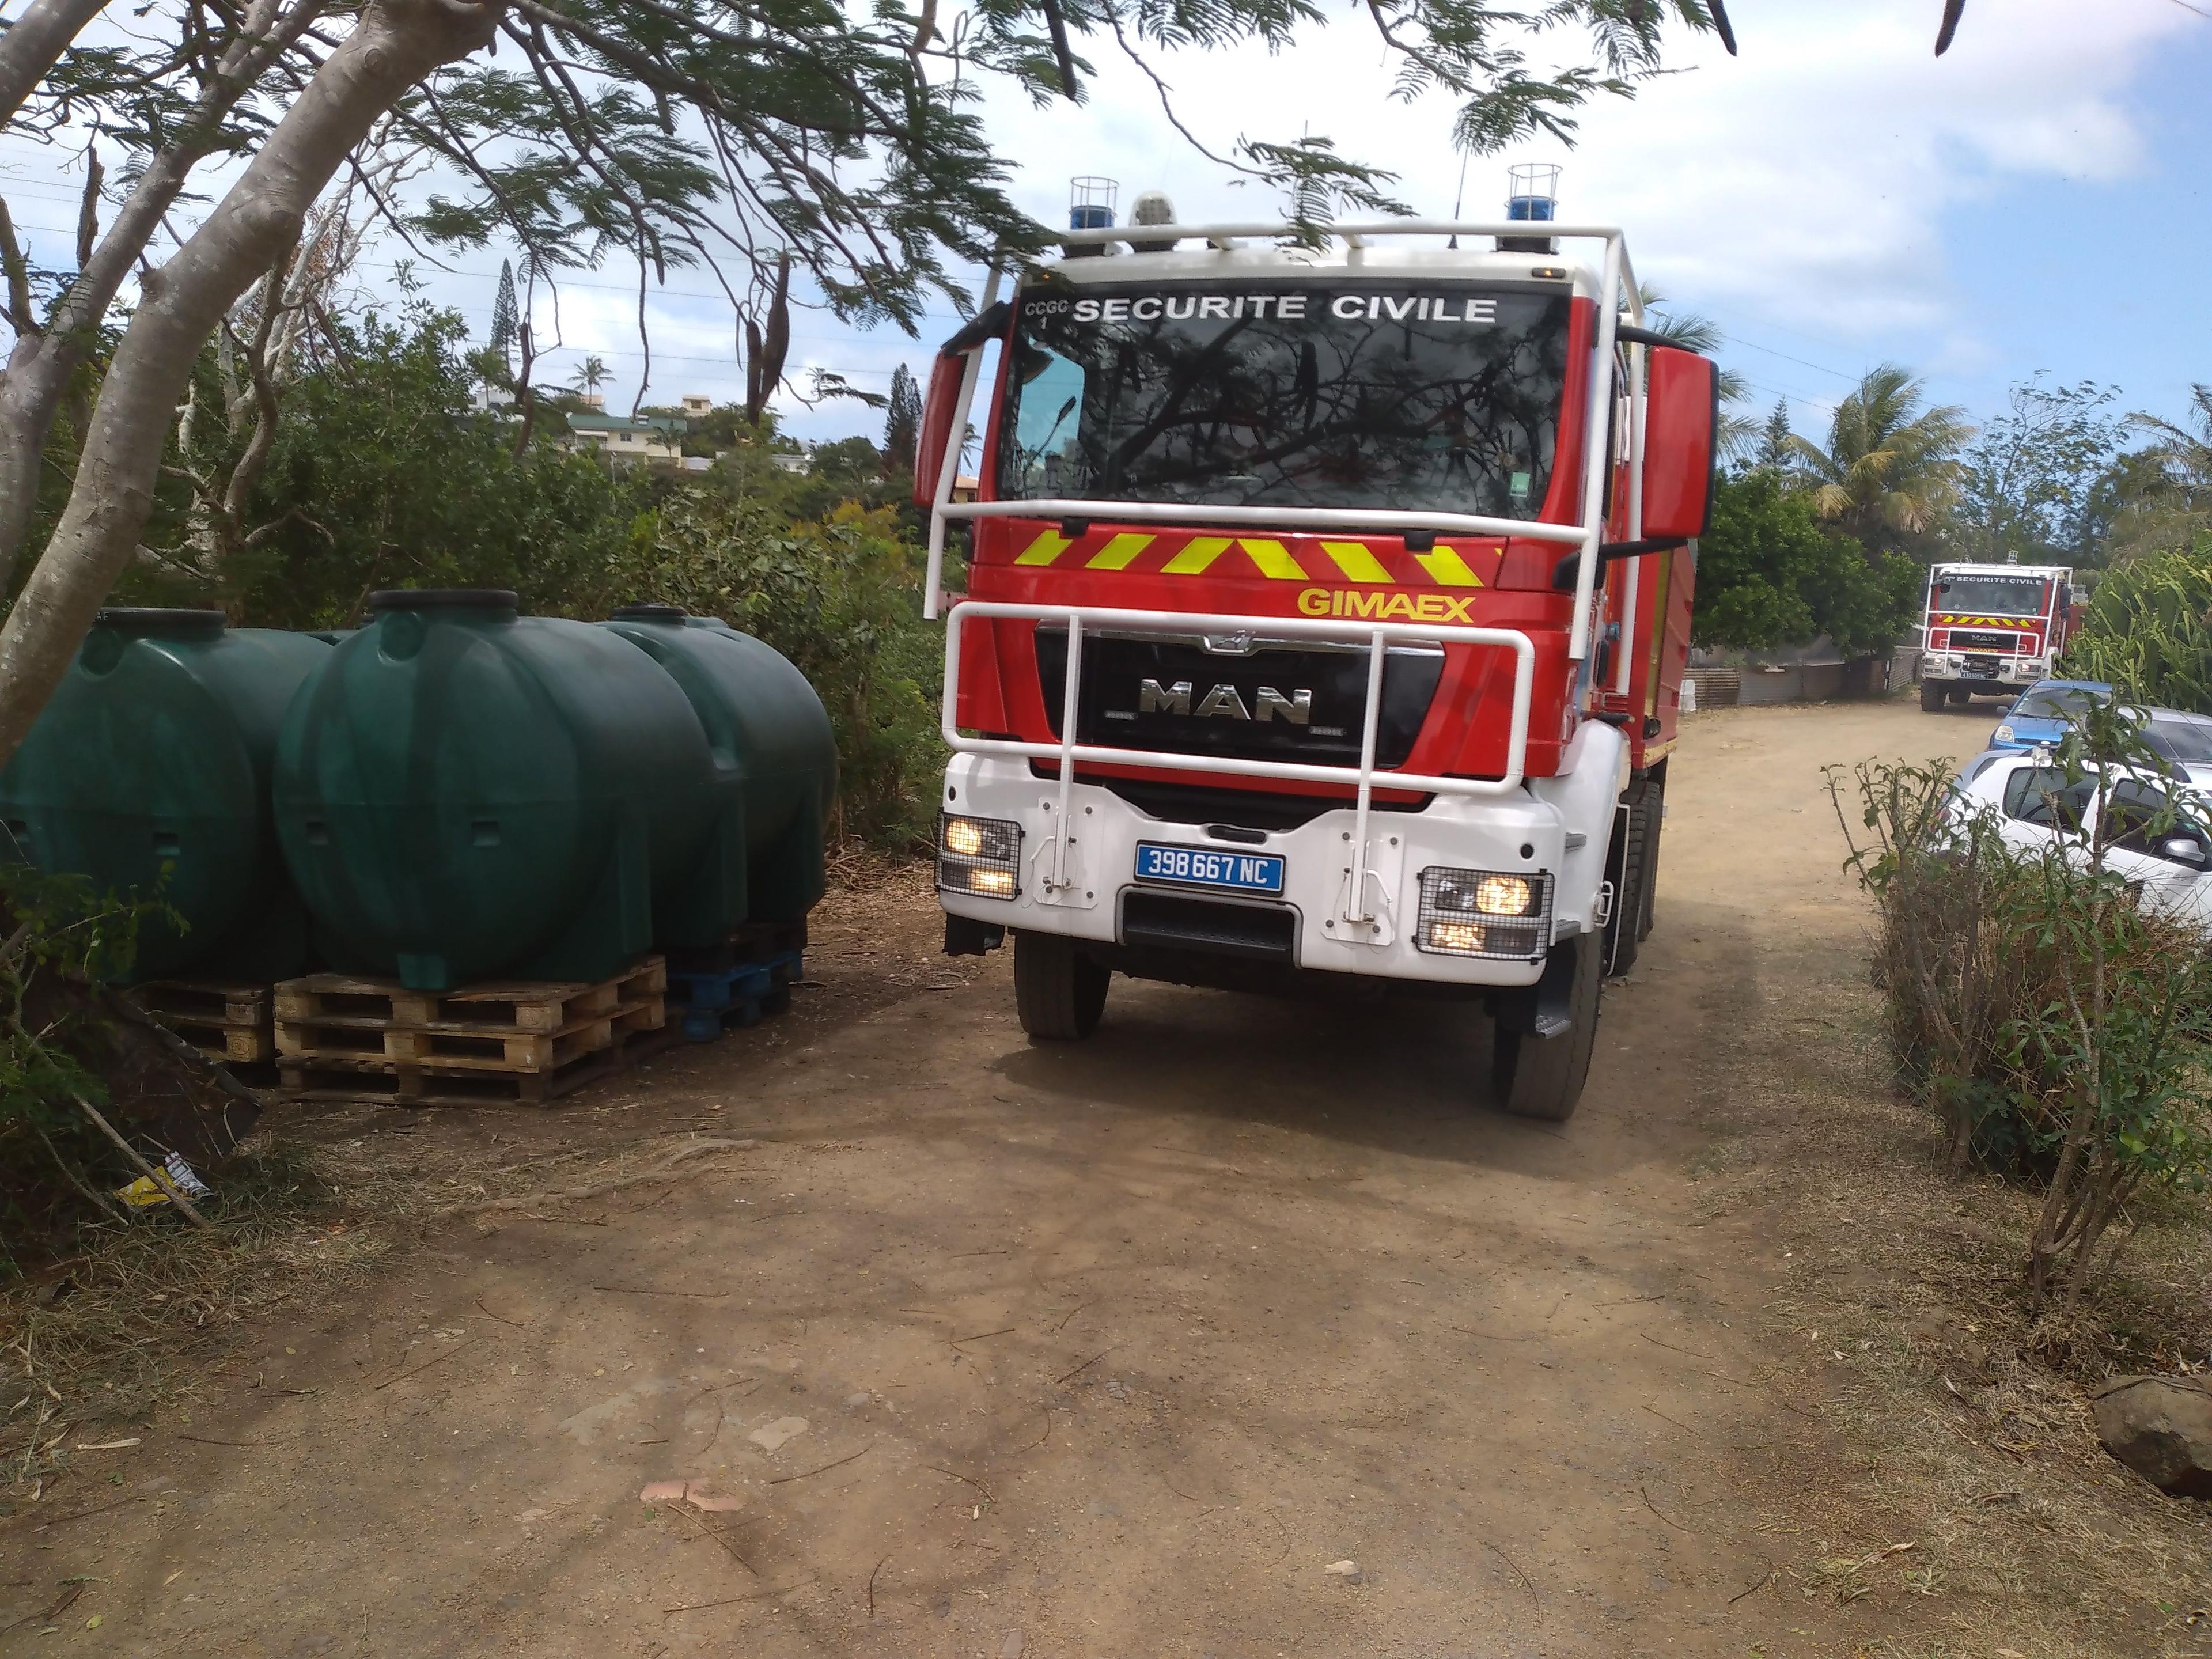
2060,534 -> 2212,715
1831,726 -> 2212,1308
0,866 -> 162,1272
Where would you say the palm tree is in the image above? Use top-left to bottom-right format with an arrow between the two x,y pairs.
569,355 -> 612,398
2105,385 -> 2212,563
1782,364 -> 1972,553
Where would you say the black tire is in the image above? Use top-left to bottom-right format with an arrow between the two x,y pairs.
1948,684 -> 1974,706
1604,785 -> 1648,977
1636,772 -> 1665,943
1921,677 -> 1947,713
1492,930 -> 1603,1123
1013,930 -> 1109,1041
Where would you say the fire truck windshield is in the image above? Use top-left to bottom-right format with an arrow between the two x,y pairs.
996,281 -> 1570,518
1930,571 -> 2047,617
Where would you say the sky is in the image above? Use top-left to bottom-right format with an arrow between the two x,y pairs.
2,0 -> 2209,453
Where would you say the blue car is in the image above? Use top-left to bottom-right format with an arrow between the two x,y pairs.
1988,679 -> 2112,752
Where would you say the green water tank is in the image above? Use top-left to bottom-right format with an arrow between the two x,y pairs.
274,590 -> 731,991
0,609 -> 332,983
601,604 -> 837,940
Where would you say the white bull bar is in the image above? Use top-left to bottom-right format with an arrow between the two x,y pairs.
941,599 -> 1537,937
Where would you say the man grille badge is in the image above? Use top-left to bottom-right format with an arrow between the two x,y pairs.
1138,679 -> 1312,724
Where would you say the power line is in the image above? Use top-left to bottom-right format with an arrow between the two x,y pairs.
1715,329 -> 1860,383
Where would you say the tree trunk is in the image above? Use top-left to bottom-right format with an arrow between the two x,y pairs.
0,0 -> 503,771
0,0 -> 109,131
0,0 -> 328,593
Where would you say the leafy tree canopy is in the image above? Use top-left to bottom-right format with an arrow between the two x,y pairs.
1694,468 -> 1919,657
1950,374 -> 2123,568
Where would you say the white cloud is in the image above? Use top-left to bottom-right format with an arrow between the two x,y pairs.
974,0 -> 2188,340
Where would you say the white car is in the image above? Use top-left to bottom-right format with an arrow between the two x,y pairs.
1950,749 -> 2212,939
2142,707 -> 2212,789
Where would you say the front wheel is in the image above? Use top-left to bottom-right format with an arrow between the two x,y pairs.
1013,930 -> 1110,1041
1948,683 -> 1974,706
1921,677 -> 1948,713
1492,931 -> 1603,1123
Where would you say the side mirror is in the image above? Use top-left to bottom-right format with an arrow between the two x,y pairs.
912,353 -> 966,510
912,300 -> 1012,510
2161,836 -> 2209,869
1640,346 -> 1717,541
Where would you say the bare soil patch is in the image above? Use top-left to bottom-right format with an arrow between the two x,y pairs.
1,698 -> 2205,1657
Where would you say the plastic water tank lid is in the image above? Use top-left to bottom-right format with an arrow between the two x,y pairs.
92,608 -> 227,635
366,589 -> 519,615
609,603 -> 690,621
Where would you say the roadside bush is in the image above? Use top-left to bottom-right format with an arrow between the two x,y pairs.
2060,534 -> 2212,715
1831,733 -> 2212,1308
607,496 -> 944,850
0,866 -> 160,1272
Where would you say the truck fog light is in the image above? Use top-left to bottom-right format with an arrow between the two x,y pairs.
1426,919 -> 1487,953
937,812 -> 1022,899
1416,868 -> 1553,960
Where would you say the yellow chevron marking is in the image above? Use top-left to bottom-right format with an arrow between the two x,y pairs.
1160,536 -> 1234,575
1320,540 -> 1394,584
1015,529 -> 1075,566
1085,532 -> 1156,571
1237,539 -> 1309,581
1413,546 -> 1483,588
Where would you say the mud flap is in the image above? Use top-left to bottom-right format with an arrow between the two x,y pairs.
944,915 -> 1005,957
1488,935 -> 1581,1040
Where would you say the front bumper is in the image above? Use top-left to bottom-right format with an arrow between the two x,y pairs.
936,751 -> 1616,989
1921,652 -> 2047,684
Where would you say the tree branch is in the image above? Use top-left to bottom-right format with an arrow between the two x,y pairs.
0,0 -> 112,132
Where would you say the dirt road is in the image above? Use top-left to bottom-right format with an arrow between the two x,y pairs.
6,696 -> 2058,1657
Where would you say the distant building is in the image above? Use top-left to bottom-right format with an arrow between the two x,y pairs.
681,393 -> 714,417
565,411 -> 687,463
473,384 -> 516,413
575,392 -> 606,412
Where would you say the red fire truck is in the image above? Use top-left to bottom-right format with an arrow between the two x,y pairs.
912,188 -> 1715,1122
1916,559 -> 2079,711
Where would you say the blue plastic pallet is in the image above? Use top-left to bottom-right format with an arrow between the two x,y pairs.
666,948 -> 803,1042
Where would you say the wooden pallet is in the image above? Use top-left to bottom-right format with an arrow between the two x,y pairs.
274,957 -> 666,1033
130,980 -> 274,1065
277,1047 -> 624,1107
272,957 -> 665,1105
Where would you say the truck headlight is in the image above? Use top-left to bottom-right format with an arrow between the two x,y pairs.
1416,868 -> 1552,960
938,813 -> 1021,899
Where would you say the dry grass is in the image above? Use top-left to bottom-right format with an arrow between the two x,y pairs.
1693,928 -> 2212,1656
0,1145 -> 383,1497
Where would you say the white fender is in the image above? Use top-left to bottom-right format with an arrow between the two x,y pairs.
1527,718 -> 1628,937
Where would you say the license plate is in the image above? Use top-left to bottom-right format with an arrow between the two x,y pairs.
1134,842 -> 1285,895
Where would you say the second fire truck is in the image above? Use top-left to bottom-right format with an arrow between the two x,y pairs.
1916,559 -> 2079,710
912,180 -> 1716,1123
